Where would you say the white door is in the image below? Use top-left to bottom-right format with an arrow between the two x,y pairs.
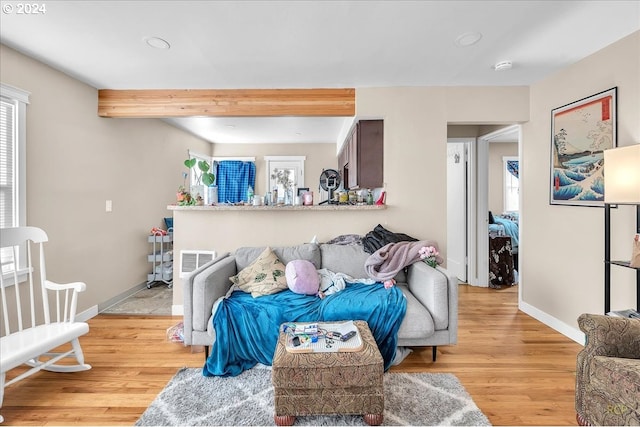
446,141 -> 468,282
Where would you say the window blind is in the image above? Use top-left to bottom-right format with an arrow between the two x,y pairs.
1,97 -> 16,229
1,84 -> 29,279
1,96 -> 16,272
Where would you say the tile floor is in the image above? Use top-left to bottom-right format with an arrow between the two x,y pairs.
102,284 -> 172,315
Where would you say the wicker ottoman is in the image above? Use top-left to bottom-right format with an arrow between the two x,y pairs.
271,320 -> 384,426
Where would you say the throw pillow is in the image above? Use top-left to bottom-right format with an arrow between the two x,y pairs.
230,247 -> 287,297
285,259 -> 320,295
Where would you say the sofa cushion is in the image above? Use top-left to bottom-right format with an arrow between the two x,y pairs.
230,247 -> 288,297
320,243 -> 407,282
320,243 -> 369,279
236,243 -> 321,271
395,283 -> 435,339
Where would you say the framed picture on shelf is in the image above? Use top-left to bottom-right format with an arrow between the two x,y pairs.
550,87 -> 617,207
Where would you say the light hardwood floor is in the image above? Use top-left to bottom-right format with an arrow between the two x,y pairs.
1,284 -> 582,426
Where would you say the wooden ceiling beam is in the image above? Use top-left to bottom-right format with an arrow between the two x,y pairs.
97,88 -> 355,118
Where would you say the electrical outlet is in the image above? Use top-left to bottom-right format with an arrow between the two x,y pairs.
105,200 -> 112,212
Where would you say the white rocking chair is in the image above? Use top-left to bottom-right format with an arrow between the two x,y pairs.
0,226 -> 91,423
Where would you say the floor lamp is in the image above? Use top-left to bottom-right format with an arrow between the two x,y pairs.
603,144 -> 640,313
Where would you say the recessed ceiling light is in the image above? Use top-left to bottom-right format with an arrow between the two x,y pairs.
226,124 -> 236,129
494,60 -> 513,71
455,32 -> 482,47
144,36 -> 170,50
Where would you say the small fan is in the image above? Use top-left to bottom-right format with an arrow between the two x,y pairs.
319,169 -> 341,204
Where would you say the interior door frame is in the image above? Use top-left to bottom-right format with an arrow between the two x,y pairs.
475,124 -> 522,287
447,125 -> 522,288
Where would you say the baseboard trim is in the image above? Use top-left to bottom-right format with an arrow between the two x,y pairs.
98,282 -> 148,313
77,305 -> 98,322
519,300 -> 585,345
172,304 -> 184,316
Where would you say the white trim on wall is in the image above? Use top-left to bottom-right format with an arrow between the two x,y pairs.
76,305 -> 99,322
212,156 -> 256,162
0,83 -> 30,104
475,135 -> 489,287
172,304 -> 183,316
519,300 -> 585,345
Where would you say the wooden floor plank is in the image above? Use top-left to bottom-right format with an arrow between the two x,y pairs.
1,284 -> 582,425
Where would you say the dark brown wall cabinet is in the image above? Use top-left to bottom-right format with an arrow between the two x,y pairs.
339,119 -> 383,190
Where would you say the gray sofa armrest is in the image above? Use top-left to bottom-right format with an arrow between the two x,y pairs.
183,253 -> 235,345
406,262 -> 458,343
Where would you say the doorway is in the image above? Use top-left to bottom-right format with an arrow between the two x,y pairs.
447,125 -> 521,287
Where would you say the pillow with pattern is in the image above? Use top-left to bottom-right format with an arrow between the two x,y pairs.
230,246 -> 287,297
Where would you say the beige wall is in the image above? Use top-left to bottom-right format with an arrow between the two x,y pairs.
522,31 -> 639,331
173,86 -> 530,306
488,142 -> 518,214
0,44 -> 211,314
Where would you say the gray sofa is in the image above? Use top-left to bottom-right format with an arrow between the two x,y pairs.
183,242 -> 458,361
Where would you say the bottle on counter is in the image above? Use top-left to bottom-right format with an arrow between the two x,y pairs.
366,189 -> 374,205
247,185 -> 254,204
348,190 -> 357,204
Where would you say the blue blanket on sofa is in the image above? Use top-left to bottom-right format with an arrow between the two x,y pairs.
203,282 -> 407,377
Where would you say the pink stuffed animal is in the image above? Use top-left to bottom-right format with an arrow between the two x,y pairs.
285,260 -> 320,296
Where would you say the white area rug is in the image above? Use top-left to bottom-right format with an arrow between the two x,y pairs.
136,366 -> 491,426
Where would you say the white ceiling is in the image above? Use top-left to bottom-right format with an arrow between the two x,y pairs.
1,0 -> 638,144
164,116 -> 353,144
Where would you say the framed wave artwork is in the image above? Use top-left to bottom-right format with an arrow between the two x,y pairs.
550,87 -> 617,207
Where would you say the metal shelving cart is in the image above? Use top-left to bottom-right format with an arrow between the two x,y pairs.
147,229 -> 173,288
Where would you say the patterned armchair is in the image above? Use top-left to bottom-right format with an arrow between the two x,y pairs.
576,313 -> 640,426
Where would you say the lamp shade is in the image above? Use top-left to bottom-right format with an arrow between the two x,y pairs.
604,144 -> 640,204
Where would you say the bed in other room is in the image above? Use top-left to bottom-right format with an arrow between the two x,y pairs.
488,212 -> 518,288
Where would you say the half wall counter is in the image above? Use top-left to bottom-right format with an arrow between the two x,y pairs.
167,203 -> 388,313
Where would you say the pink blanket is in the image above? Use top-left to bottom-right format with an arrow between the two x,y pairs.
364,240 -> 443,281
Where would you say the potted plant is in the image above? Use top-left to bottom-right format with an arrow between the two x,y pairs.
184,158 -> 216,205
177,184 -> 194,206
184,158 -> 216,187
